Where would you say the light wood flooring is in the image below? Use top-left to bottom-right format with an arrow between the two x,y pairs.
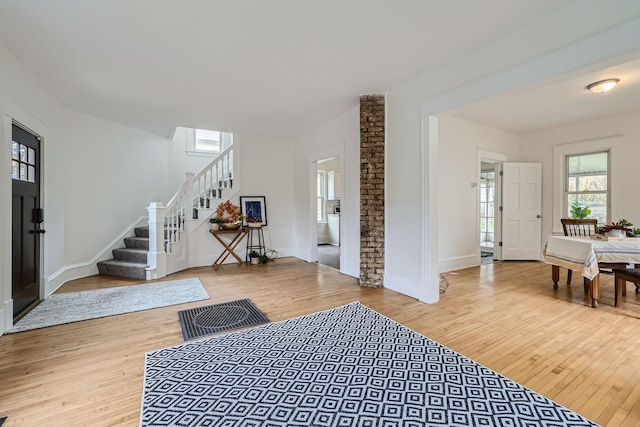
2,258 -> 640,426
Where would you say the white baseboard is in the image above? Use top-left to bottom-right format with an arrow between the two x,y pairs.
0,307 -> 6,336
438,254 -> 478,273
383,273 -> 421,299
289,247 -> 311,262
45,216 -> 148,295
341,260 -> 359,278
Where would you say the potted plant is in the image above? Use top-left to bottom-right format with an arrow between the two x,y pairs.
633,227 -> 640,238
599,219 -> 634,238
209,217 -> 223,231
249,251 -> 260,265
259,254 -> 269,264
570,202 -> 591,219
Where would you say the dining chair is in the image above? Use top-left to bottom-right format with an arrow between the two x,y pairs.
613,268 -> 640,307
560,218 -> 629,292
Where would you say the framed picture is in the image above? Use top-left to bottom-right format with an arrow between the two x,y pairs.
239,196 -> 267,227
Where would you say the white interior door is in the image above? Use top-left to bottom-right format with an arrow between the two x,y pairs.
501,162 -> 542,260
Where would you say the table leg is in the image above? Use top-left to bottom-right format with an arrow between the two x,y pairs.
211,231 -> 248,269
552,265 -> 559,289
589,274 -> 600,308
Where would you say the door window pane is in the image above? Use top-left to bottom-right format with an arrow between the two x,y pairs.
12,141 -> 19,159
28,147 -> 35,165
12,160 -> 19,179
19,144 -> 27,162
19,163 -> 26,180
28,165 -> 36,182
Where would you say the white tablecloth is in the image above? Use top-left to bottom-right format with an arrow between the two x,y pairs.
543,236 -> 640,280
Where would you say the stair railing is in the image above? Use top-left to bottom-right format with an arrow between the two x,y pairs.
146,144 -> 236,279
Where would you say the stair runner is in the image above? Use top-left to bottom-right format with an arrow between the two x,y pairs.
97,226 -> 150,280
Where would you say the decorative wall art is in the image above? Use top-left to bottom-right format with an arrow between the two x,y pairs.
239,196 -> 267,227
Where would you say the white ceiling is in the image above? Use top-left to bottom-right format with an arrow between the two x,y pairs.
0,0 -> 579,138
450,56 -> 640,134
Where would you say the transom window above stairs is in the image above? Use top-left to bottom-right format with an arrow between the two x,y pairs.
185,128 -> 233,157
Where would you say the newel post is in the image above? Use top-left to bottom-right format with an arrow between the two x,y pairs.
147,202 -> 167,279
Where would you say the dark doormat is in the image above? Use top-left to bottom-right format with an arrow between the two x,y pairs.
178,298 -> 269,341
0,416 -> 6,426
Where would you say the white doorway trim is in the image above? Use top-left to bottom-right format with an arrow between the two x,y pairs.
477,150 -> 507,262
0,97 -> 49,335
307,145 -> 345,271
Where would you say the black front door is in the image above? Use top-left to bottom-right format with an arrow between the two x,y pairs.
11,123 -> 42,319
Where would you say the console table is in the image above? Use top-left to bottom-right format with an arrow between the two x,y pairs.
209,229 -> 248,269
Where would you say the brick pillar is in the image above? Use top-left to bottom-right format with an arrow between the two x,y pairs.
360,94 -> 385,287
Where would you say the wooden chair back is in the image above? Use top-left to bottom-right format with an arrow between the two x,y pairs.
561,218 -> 598,237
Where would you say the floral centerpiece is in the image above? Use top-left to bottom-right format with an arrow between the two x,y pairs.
599,219 -> 634,237
214,201 -> 244,230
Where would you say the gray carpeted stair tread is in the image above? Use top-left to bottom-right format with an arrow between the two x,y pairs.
113,248 -> 148,263
135,227 -> 149,238
135,226 -> 176,239
97,260 -> 147,280
124,236 -> 149,250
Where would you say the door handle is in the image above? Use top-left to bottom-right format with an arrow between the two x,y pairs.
536,215 -> 542,218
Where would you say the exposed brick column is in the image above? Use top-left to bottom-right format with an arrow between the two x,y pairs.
360,94 -> 385,287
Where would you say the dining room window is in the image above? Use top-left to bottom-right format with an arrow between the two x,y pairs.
565,151 -> 609,224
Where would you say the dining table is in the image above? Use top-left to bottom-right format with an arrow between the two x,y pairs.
542,235 -> 640,307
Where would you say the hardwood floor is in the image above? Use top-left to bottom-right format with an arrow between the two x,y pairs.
2,258 -> 640,426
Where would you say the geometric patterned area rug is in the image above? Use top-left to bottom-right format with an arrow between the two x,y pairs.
178,298 -> 269,341
141,302 -> 597,426
8,278 -> 209,333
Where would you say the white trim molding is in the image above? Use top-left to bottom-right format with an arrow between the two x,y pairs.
552,136 -> 621,234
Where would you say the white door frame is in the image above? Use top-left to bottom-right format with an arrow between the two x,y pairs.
477,150 -> 507,261
307,147 -> 344,270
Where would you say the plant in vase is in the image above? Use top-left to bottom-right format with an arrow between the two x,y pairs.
209,217 -> 223,231
599,219 -> 634,237
633,228 -> 640,238
249,251 -> 260,265
570,202 -> 591,219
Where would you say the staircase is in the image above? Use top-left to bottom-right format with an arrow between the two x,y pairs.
97,227 -> 150,279
96,142 -> 238,280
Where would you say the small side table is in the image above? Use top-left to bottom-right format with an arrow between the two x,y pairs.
245,226 -> 266,261
209,229 -> 249,269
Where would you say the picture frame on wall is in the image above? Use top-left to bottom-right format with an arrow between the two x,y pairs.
239,196 -> 267,227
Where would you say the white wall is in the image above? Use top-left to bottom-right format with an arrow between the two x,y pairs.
520,110 -> 640,244
438,115 -> 521,272
187,133 -> 296,266
168,126 -> 217,187
293,107 -> 360,277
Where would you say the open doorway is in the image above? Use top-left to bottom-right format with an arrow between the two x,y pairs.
317,156 -> 341,269
479,161 -> 496,264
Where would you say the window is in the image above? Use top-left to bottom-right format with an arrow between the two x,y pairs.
186,129 -> 233,156
480,170 -> 495,248
552,136 -> 620,234
565,151 -> 609,224
195,129 -> 220,152
317,171 -> 326,222
11,140 -> 36,182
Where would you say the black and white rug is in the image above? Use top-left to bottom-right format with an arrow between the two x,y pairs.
178,299 -> 269,341
141,302 -> 597,426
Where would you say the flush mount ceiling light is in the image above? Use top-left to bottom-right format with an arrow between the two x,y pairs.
586,78 -> 620,94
